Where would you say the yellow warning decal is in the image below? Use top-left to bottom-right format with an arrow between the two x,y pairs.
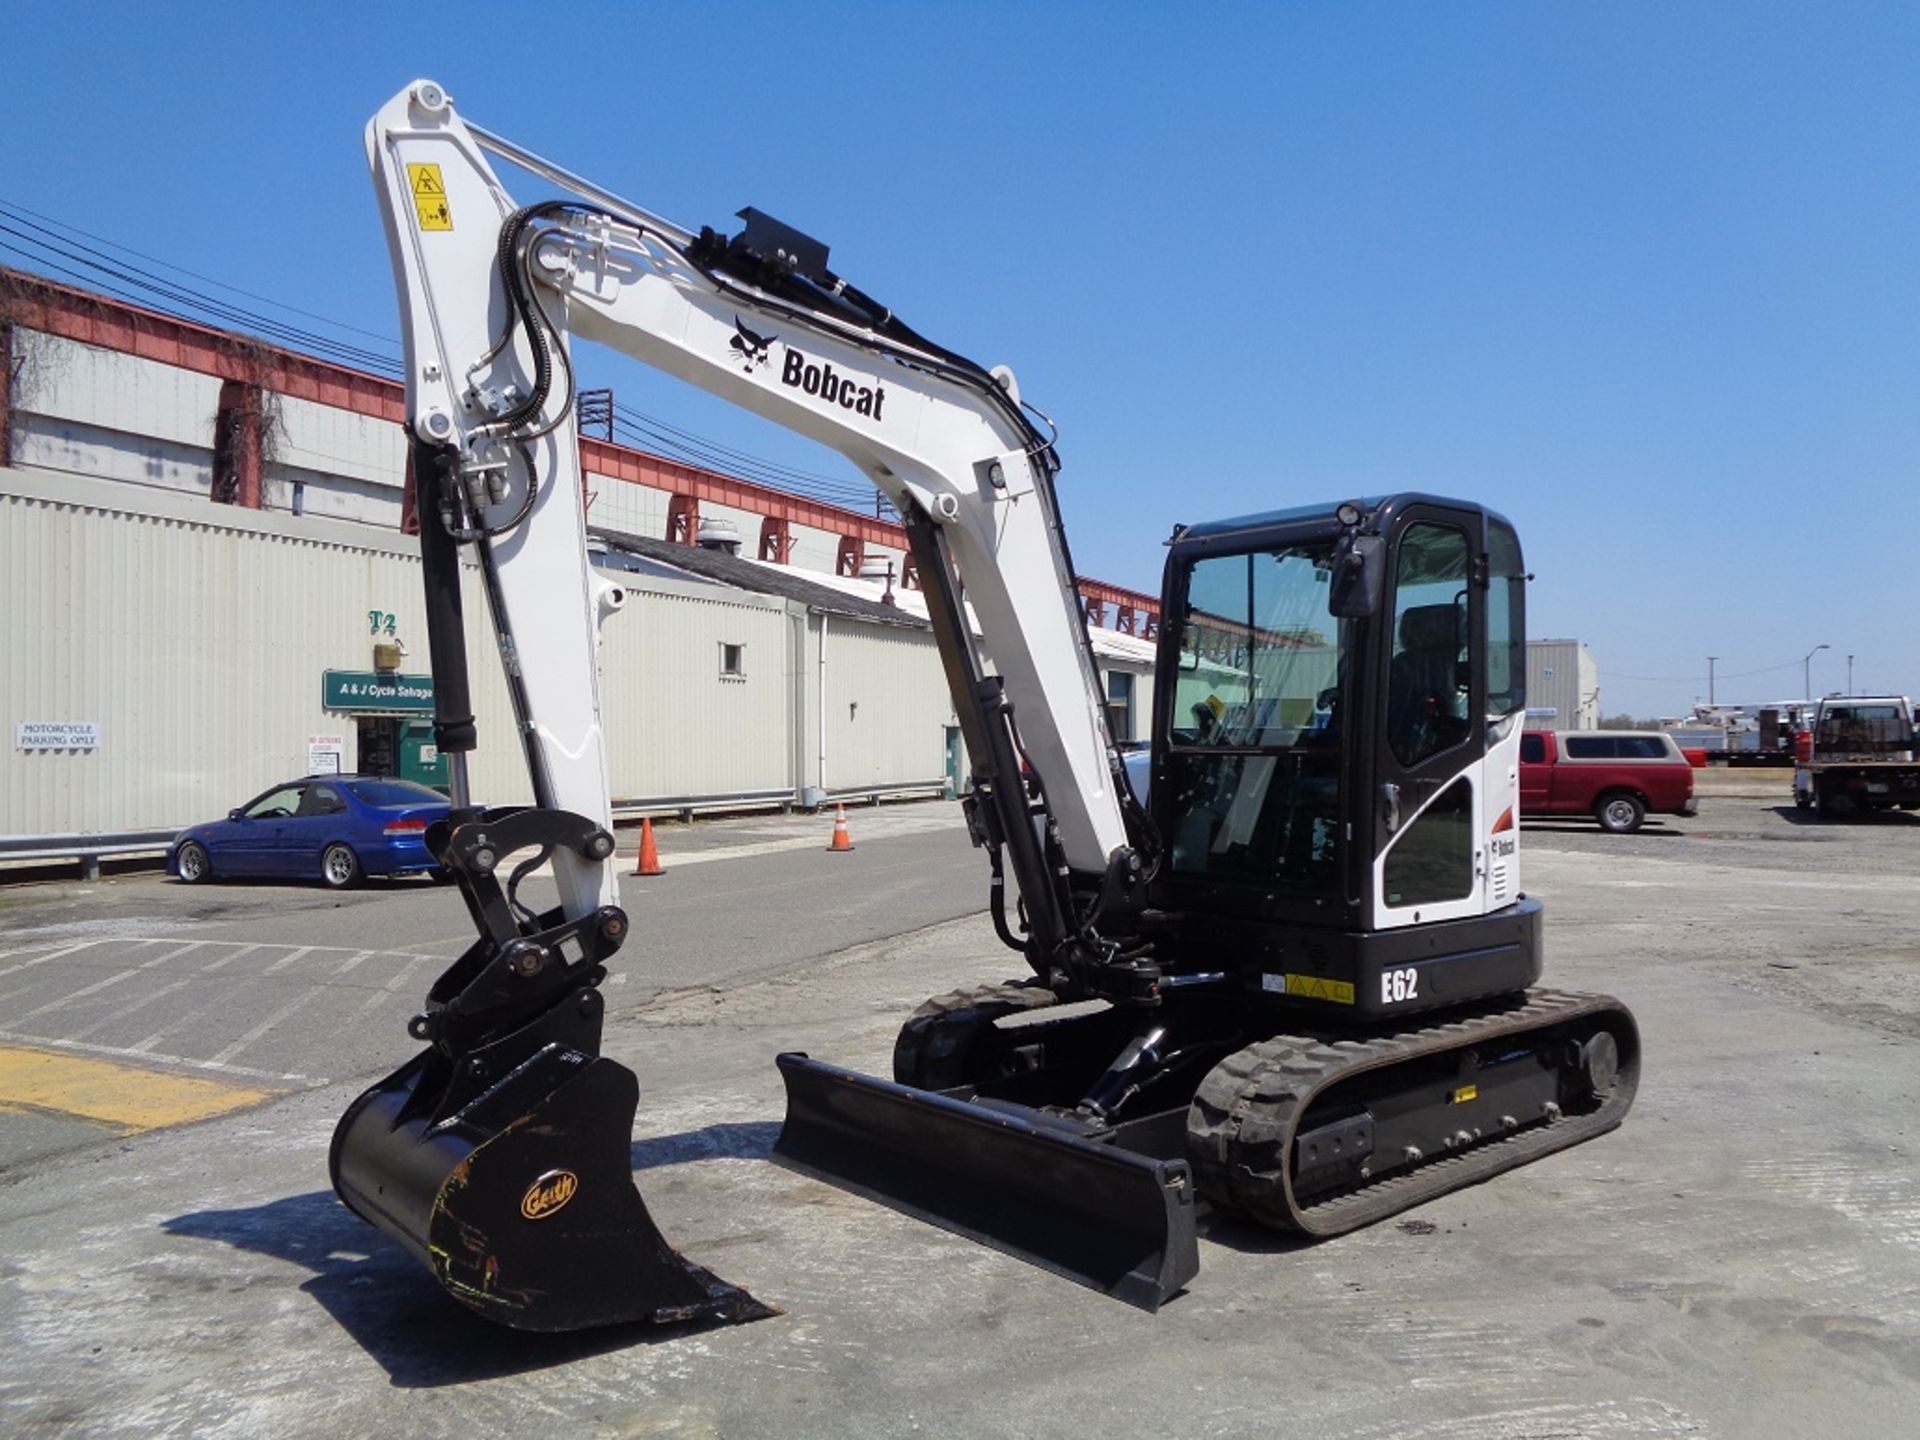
1451,1083 -> 1479,1105
1282,973 -> 1355,1005
408,163 -> 453,231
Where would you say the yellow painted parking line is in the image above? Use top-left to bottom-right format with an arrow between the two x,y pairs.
0,1043 -> 277,1132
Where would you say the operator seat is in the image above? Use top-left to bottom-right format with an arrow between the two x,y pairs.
1388,603 -> 1465,764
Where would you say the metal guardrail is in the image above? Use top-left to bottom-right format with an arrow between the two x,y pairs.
827,780 -> 951,805
611,781 -> 951,822
0,783 -> 953,882
611,788 -> 798,822
0,829 -> 180,880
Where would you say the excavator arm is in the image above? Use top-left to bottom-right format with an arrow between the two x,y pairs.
368,78 -> 1154,976
330,79 -> 1175,1332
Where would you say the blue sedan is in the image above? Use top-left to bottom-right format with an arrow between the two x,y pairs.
168,776 -> 451,889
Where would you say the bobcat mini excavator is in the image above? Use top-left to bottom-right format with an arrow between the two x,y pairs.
330,80 -> 1639,1329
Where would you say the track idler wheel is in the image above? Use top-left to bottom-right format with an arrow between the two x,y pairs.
892,980 -> 1061,1089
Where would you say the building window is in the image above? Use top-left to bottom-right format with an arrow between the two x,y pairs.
1107,671 -> 1135,740
720,643 -> 744,679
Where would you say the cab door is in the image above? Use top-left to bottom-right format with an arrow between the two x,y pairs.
1368,513 -> 1486,929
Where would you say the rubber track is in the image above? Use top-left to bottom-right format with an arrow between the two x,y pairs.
1186,988 -> 1639,1237
892,980 -> 1060,1088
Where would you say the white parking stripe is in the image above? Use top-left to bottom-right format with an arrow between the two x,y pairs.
198,943 -> 264,973
352,988 -> 393,1021
0,1028 -> 320,1085
12,968 -> 140,1021
135,941 -> 205,969
383,952 -> 436,993
65,976 -> 199,1043
208,991 -> 323,1066
334,950 -> 373,976
0,939 -> 106,980
262,946 -> 316,975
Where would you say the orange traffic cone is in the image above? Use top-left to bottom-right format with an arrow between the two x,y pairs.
827,803 -> 855,852
634,816 -> 665,876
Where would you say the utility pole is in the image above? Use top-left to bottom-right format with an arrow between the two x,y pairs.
1707,656 -> 1717,707
1803,643 -> 1829,701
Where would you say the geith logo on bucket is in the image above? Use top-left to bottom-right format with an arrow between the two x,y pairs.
780,346 -> 886,419
519,1168 -> 579,1221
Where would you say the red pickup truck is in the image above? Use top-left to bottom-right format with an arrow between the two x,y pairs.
1519,730 -> 1698,833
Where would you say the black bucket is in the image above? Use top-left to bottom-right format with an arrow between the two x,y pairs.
331,1042 -> 773,1332
772,1053 -> 1198,1311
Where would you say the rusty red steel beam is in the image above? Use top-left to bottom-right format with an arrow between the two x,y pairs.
2,267 -> 405,422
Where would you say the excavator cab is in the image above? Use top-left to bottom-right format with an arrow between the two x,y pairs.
1147,494 -> 1539,1009
776,495 -> 1636,1309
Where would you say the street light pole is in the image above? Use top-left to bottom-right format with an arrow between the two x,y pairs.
1847,654 -> 1854,695
1708,656 -> 1717,707
1803,643 -> 1830,701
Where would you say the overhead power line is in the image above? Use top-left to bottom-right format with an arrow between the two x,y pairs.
0,197 -> 897,518
0,201 -> 403,375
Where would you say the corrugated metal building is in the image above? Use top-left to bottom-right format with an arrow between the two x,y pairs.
1525,639 -> 1600,731
0,271 -> 1160,839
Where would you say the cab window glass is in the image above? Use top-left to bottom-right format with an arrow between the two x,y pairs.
1487,521 -> 1525,715
1383,777 -> 1474,907
1171,545 -> 1342,750
1520,733 -> 1545,763
1386,524 -> 1470,767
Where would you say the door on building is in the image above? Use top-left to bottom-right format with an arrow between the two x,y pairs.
357,717 -> 399,778
397,719 -> 449,791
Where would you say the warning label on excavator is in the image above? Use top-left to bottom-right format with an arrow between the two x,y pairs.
407,163 -> 453,231
1266,972 -> 1355,1005
1451,1083 -> 1479,1104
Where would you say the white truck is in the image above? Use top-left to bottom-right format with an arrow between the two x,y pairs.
1792,696 -> 1920,817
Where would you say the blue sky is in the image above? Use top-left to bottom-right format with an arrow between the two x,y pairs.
3,3 -> 1915,717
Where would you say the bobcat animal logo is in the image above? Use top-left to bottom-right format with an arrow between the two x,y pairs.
731,316 -> 777,373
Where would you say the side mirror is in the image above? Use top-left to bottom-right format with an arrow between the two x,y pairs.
1328,533 -> 1385,619
228,809 -> 244,821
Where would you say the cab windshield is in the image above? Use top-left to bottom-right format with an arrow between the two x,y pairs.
1163,541 -> 1346,893
1171,543 -> 1343,750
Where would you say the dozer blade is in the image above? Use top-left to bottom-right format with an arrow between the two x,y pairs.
772,1052 -> 1199,1312
331,1043 -> 773,1332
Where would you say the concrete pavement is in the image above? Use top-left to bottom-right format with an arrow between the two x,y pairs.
0,803 -> 975,1170
2,794 -> 1918,1438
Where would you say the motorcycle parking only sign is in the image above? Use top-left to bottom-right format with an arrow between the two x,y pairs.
17,721 -> 100,751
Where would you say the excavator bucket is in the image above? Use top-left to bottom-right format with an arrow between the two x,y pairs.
331,1042 -> 773,1332
772,1053 -> 1199,1312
